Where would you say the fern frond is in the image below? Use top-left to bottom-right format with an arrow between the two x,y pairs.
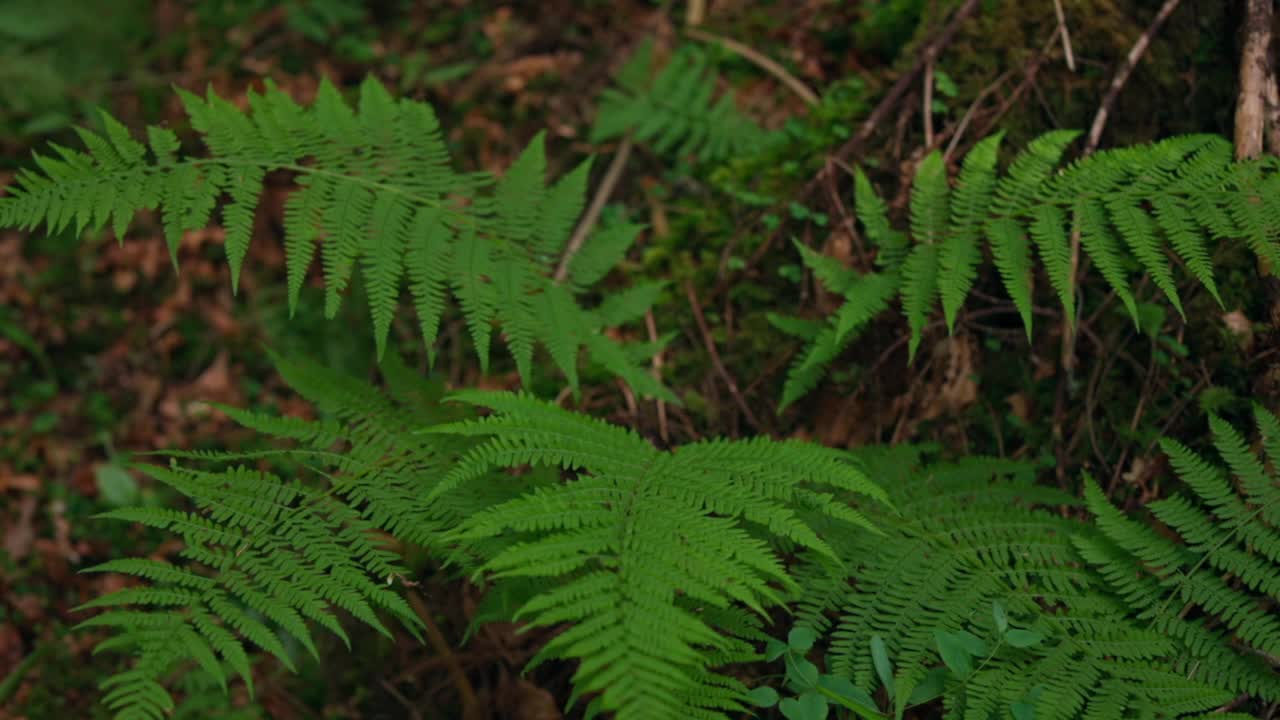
1080,407 -> 1280,703
788,444 -> 1274,720
592,42 -> 769,163
0,76 -> 668,399
779,270 -> 897,410
426,391 -> 887,720
781,130 -> 1280,406
76,462 -> 423,717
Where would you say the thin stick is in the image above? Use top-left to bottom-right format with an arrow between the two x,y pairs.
708,0 -> 982,307
554,135 -> 634,283
684,280 -> 763,432
644,309 -> 670,444
708,0 -> 982,305
686,0 -> 706,27
831,0 -> 982,165
407,591 -> 481,720
1052,0 -> 1076,71
1066,0 -> 1182,368
686,27 -> 819,106
923,59 -> 936,146
1085,0 -> 1182,153
943,67 -> 1014,161
1059,0 -> 1182,483
379,679 -> 425,720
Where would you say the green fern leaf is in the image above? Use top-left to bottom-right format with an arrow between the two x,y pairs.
899,243 -> 939,361
0,76 -> 666,399
424,390 -> 885,719
940,132 -> 1002,332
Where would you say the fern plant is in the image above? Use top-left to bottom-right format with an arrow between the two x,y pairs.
1078,405 -> 1280,702
76,351 -> 890,720
592,39 -> 770,163
73,351 -> 475,719
779,131 -> 1280,407
0,75 -> 672,400
783,442 -> 1279,720
420,391 -> 888,719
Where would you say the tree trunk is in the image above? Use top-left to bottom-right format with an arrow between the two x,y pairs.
1235,0 -> 1273,159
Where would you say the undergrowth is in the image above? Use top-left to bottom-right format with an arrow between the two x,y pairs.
2,30 -> 1278,720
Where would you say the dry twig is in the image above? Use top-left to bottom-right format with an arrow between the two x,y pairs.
1085,0 -> 1182,153
923,59 -> 936,146
1052,0 -> 1076,71
684,280 -> 763,432
830,0 -> 982,166
554,135 -> 634,283
686,27 -> 819,106
407,591 -> 481,720
1056,0 -> 1182,486
644,310 -> 670,444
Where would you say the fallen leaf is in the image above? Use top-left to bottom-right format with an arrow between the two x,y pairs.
1006,393 -> 1031,423
1221,310 -> 1253,350
3,496 -> 37,561
0,469 -> 39,493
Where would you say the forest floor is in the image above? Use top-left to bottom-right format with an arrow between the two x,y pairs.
1,1 -> 1274,718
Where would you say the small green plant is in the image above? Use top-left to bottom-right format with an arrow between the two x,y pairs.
593,40 -> 771,163
779,132 -> 1280,407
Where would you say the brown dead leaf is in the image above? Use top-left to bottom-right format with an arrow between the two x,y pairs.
815,231 -> 854,314
920,336 -> 979,421
2,496 -> 37,561
0,623 -> 23,678
813,394 -> 875,448
190,351 -> 233,398
9,594 -> 44,623
0,468 -> 39,493
501,52 -> 582,93
1031,354 -> 1055,381
48,498 -> 80,564
497,674 -> 562,720
1006,392 -> 1031,424
1221,310 -> 1253,350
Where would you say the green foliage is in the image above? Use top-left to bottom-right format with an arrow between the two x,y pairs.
0,76 -> 671,401
13,37 -> 1277,720
79,352 -> 889,719
73,351 -> 515,718
592,40 -> 770,162
421,391 -> 888,720
0,0 -> 148,137
782,435 -> 1280,720
781,132 -> 1280,407
1078,406 -> 1280,701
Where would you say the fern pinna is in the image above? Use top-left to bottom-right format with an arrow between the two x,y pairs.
0,76 -> 671,401
779,132 -> 1280,407
75,352 -> 889,720
784,441 -> 1279,720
